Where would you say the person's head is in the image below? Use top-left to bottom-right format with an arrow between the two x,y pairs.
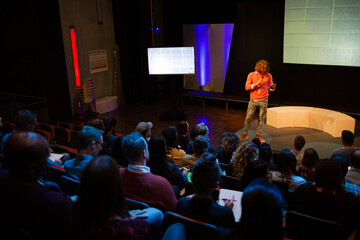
176,121 -> 189,135
239,161 -> 269,191
193,135 -> 210,156
276,149 -> 297,178
259,143 -> 272,164
233,177 -> 283,240
218,132 -> 240,155
194,122 -> 209,137
0,117 -> 3,128
4,132 -> 49,182
73,155 -> 129,237
191,153 -> 219,196
102,117 -> 117,135
148,135 -> 167,159
135,121 -> 153,140
110,136 -> 127,167
78,125 -> 104,157
331,155 -> 349,179
161,126 -> 178,148
312,159 -> 345,220
314,158 -> 344,196
230,141 -> 259,178
254,59 -> 270,75
350,150 -> 360,169
147,135 -> 168,176
121,131 -> 149,165
14,109 -> 37,132
293,135 -> 306,151
341,130 -> 354,146
302,148 -> 319,168
251,138 -> 261,149
86,118 -> 105,131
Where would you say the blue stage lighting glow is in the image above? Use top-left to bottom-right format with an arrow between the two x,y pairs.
195,25 -> 210,87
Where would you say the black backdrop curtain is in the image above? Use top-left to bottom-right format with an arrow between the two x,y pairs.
224,1 -> 360,113
112,0 -> 155,105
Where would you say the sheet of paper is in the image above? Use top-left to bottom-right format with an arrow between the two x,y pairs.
49,153 -> 64,161
218,188 -> 243,222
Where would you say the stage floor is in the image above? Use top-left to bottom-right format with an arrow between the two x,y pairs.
99,93 -> 359,160
235,121 -> 357,159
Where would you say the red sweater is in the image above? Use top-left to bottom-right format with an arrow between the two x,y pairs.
119,168 -> 178,211
245,71 -> 273,101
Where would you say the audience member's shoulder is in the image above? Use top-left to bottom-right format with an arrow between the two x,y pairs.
176,197 -> 191,209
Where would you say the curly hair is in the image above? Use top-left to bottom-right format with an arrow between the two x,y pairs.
229,141 -> 259,178
217,132 -> 240,164
254,59 -> 269,74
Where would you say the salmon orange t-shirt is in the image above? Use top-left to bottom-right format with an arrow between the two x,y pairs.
245,71 -> 273,101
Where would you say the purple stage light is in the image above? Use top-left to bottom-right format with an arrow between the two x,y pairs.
195,24 -> 211,87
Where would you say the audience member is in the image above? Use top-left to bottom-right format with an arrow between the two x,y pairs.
289,159 -> 360,239
120,132 -> 178,211
0,109 -> 37,154
216,132 -> 240,164
101,116 -> 118,155
270,149 -> 306,191
162,126 -> 186,167
72,155 -> 163,240
226,141 -> 259,178
251,137 -> 261,149
291,135 -> 306,170
331,130 -> 359,162
0,132 -> 73,239
176,153 -> 235,229
0,117 -> 4,143
182,135 -> 210,168
346,149 -> 360,187
259,142 -> 276,171
147,135 -> 188,197
186,122 -> 216,155
135,121 -> 153,142
86,118 -> 105,131
0,109 -> 65,167
111,135 -> 128,167
298,147 -> 319,182
64,126 -> 103,180
176,120 -> 190,151
228,178 -> 284,240
331,155 -> 360,199
238,160 -> 269,191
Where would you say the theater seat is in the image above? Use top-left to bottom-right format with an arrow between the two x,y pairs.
220,175 -> 241,190
285,210 -> 342,240
162,211 -> 217,240
44,166 -> 66,183
59,175 -> 80,197
125,198 -> 150,210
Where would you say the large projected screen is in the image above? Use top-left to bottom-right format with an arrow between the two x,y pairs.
284,0 -> 360,67
147,47 -> 195,75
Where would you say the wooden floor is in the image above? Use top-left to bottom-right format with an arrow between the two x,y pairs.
97,91 -> 359,158
98,92 -> 252,148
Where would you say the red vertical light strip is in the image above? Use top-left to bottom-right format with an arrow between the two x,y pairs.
70,27 -> 81,87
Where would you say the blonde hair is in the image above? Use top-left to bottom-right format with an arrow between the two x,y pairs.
254,59 -> 270,74
229,141 -> 259,178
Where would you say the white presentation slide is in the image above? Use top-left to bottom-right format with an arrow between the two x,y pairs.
283,0 -> 360,67
147,47 -> 195,75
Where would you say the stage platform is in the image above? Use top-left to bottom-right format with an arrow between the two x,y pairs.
235,120 -> 360,159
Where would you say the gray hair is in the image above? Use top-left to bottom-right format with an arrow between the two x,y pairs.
78,125 -> 103,150
121,132 -> 148,164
